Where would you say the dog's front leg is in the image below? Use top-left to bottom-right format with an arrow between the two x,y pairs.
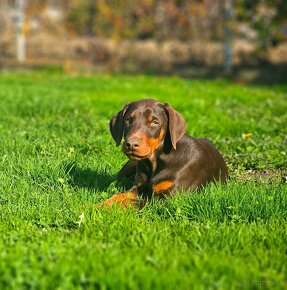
98,168 -> 150,209
97,186 -> 140,209
151,180 -> 175,199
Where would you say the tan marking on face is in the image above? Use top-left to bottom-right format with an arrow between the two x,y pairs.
148,115 -> 153,122
152,181 -> 174,193
127,129 -> 165,157
146,129 -> 165,152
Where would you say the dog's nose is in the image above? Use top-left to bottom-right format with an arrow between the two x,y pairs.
125,139 -> 140,151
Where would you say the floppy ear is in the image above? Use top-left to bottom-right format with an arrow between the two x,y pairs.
163,103 -> 186,149
109,104 -> 129,146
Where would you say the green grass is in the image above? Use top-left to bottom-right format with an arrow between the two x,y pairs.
0,71 -> 286,289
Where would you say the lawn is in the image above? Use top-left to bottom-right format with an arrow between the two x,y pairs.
0,70 -> 286,289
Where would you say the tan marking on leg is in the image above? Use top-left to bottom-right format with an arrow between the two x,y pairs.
97,192 -> 138,209
152,181 -> 174,193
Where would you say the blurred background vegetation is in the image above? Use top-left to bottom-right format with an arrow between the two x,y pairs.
1,0 -> 287,81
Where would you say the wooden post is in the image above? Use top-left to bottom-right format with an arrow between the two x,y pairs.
223,0 -> 233,76
14,0 -> 26,64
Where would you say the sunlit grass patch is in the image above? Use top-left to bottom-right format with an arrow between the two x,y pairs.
0,71 -> 286,289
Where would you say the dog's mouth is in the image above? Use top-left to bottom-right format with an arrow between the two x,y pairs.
124,151 -> 151,160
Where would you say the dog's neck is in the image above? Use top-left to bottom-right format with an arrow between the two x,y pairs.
147,153 -> 158,173
146,143 -> 166,174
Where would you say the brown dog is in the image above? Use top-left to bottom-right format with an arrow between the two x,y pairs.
101,99 -> 228,208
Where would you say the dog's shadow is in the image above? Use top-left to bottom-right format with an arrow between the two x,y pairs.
66,163 -> 134,192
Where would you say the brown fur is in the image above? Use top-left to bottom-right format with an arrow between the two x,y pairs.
99,99 -> 228,208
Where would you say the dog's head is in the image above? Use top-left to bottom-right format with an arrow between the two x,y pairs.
110,99 -> 186,160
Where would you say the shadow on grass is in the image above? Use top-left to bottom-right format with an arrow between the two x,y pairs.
66,162 -> 134,192
66,164 -> 115,192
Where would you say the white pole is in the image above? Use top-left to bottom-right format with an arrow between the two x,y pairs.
14,0 -> 26,64
223,0 -> 233,75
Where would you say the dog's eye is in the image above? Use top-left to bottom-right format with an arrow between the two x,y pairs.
125,118 -> 131,126
151,119 -> 159,126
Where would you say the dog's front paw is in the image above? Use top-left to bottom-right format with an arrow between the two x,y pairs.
96,192 -> 138,209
